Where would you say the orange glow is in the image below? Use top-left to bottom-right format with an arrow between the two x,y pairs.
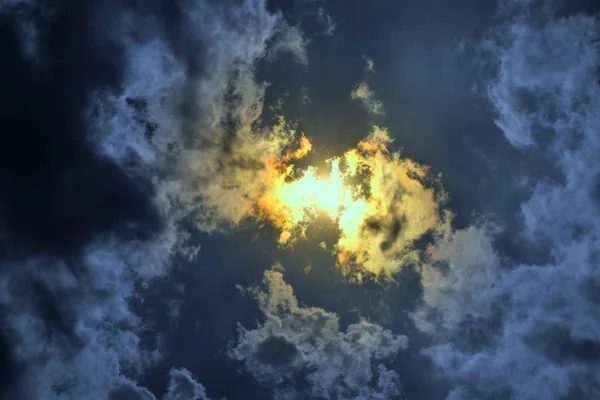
252,125 -> 443,277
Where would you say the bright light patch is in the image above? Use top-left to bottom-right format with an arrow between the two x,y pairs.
194,115 -> 445,276
250,125 -> 446,277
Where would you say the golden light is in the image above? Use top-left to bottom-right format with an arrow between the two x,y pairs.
277,159 -> 346,218
198,117 -> 444,277
252,125 -> 443,277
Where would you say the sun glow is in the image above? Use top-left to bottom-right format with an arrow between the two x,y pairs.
250,125 -> 445,276
276,159 -> 346,219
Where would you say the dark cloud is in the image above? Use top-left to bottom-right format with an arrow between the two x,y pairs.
0,1 -> 165,397
0,0 -> 159,258
255,335 -> 300,367
0,0 -> 310,398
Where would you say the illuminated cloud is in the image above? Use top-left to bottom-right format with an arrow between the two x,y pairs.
351,82 -> 385,115
195,119 -> 447,277
286,126 -> 444,277
90,0 -> 438,281
415,5 -> 600,399
229,267 -> 407,399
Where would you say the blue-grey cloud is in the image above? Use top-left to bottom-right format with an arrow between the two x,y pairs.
230,266 -> 408,399
0,0 -> 307,398
414,2 -> 600,399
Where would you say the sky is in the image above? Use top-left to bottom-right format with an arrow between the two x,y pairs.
0,0 -> 599,399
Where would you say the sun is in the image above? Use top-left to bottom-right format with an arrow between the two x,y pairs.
251,125 -> 444,276
278,159 -> 347,219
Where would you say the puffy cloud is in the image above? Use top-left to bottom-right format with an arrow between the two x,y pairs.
351,82 -> 385,116
194,120 -> 447,277
415,4 -> 600,399
156,7 -> 446,278
229,267 -> 408,399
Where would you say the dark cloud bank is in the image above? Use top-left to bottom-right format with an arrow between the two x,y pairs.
0,0 -> 300,398
1,0 -> 600,399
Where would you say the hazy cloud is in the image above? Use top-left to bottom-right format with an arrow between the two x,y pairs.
317,6 -> 336,36
0,0 -> 46,59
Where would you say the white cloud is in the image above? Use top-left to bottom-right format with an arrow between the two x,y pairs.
230,267 -> 407,399
415,4 -> 600,399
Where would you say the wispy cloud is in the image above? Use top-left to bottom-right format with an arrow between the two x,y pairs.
317,6 -> 336,36
351,82 -> 385,116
